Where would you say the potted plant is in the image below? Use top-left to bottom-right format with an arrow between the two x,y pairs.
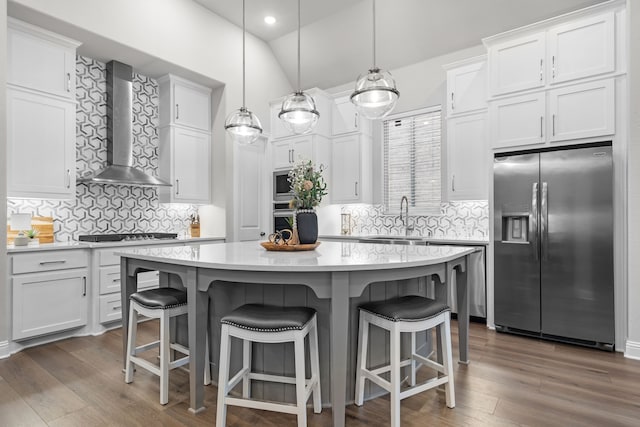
288,160 -> 327,244
25,229 -> 39,246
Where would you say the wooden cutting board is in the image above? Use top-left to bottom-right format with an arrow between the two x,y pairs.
7,216 -> 54,244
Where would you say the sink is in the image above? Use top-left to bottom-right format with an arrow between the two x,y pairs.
358,235 -> 429,246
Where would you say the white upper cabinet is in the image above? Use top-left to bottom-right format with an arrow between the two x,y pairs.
331,95 -> 370,136
158,126 -> 211,204
331,134 -> 371,204
547,79 -> 614,142
547,12 -> 615,85
445,56 -> 488,117
272,136 -> 314,170
8,18 -> 80,100
488,32 -> 546,97
447,113 -> 488,201
7,89 -> 77,199
158,75 -> 212,131
269,88 -> 333,140
490,92 -> 546,149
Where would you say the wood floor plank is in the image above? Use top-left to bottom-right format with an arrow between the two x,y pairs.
0,377 -> 48,427
0,352 -> 87,422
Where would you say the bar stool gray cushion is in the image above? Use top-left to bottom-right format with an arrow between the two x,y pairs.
222,304 -> 316,332
130,288 -> 187,310
359,295 -> 450,322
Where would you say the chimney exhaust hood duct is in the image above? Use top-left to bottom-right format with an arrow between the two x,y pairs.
78,60 -> 171,187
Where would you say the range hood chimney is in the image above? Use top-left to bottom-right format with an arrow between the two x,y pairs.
78,60 -> 171,187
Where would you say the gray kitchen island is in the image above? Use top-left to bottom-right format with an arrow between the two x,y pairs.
117,241 -> 475,427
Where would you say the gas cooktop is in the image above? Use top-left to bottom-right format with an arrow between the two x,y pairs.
78,232 -> 178,242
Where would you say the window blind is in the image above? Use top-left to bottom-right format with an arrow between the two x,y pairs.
383,108 -> 442,215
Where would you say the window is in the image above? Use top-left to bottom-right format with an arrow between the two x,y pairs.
383,106 -> 442,215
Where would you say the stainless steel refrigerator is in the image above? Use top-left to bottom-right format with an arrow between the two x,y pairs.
493,144 -> 614,349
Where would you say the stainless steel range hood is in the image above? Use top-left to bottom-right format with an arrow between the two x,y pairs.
78,60 -> 171,187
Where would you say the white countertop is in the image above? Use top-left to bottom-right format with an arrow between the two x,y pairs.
115,241 -> 476,273
6,236 -> 225,253
320,234 -> 489,246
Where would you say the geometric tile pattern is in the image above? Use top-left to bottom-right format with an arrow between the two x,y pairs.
7,55 -> 197,242
341,200 -> 489,240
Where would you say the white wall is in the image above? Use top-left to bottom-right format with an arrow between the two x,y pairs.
8,0 -> 293,240
626,0 -> 640,358
0,0 -> 8,356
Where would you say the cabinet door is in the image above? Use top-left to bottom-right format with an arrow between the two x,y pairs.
489,32 -> 546,96
8,22 -> 77,99
548,12 -> 615,84
291,137 -> 313,164
490,92 -> 546,149
447,60 -> 487,116
12,269 -> 88,340
272,139 -> 294,170
332,96 -> 360,135
173,128 -> 211,203
447,114 -> 488,200
548,79 -> 614,142
236,137 -> 267,241
332,135 -> 362,203
173,80 -> 211,131
7,89 -> 75,199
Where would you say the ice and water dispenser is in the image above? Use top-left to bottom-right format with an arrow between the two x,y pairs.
501,214 -> 529,243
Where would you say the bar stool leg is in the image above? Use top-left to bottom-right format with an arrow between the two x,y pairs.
242,339 -> 251,398
124,304 -> 137,384
204,335 -> 212,386
441,313 -> 456,408
390,325 -> 402,427
216,324 -> 231,427
410,331 -> 417,387
294,333 -> 308,427
354,311 -> 369,406
309,318 -> 322,413
160,310 -> 171,405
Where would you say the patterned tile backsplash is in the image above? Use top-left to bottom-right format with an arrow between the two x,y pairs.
341,201 -> 489,240
7,56 -> 198,242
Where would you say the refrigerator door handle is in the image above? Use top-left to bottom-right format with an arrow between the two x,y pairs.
531,182 -> 539,261
541,182 -> 549,261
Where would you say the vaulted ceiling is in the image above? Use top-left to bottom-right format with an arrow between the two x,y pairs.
195,0 -> 608,90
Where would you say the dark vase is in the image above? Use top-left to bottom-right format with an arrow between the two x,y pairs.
296,210 -> 318,244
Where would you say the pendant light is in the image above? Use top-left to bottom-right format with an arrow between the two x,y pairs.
350,0 -> 399,120
278,0 -> 319,135
225,0 -> 263,145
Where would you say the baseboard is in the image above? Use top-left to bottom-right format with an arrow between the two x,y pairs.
625,339 -> 640,360
0,340 -> 9,359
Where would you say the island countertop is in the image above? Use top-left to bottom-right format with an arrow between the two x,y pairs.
115,240 -> 476,272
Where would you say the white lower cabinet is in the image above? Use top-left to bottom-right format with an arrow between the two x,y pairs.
447,113 -> 488,200
11,250 -> 88,340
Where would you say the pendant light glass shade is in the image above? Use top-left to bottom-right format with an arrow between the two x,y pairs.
225,107 -> 263,145
279,91 -> 319,135
225,0 -> 262,145
351,68 -> 399,119
279,0 -> 319,135
351,0 -> 399,120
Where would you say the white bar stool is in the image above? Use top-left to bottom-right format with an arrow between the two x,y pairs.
216,304 -> 321,427
355,295 -> 455,427
124,287 -> 211,405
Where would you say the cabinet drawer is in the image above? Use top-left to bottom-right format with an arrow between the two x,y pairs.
99,266 -> 122,295
138,271 -> 160,290
99,250 -> 121,266
12,250 -> 88,274
99,293 -> 123,324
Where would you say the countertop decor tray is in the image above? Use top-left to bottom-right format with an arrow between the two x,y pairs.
260,241 -> 321,251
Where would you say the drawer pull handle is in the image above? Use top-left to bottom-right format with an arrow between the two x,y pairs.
113,306 -> 121,311
82,277 -> 87,296
112,278 -> 120,283
39,260 -> 67,265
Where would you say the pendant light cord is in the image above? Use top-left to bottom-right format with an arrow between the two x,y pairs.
242,0 -> 246,109
372,0 -> 376,69
297,0 -> 301,92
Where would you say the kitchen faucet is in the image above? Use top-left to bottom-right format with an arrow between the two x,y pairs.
400,196 -> 414,236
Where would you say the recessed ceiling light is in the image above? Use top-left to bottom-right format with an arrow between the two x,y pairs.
264,16 -> 276,25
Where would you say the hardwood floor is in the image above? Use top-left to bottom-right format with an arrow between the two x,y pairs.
1,320 -> 640,426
